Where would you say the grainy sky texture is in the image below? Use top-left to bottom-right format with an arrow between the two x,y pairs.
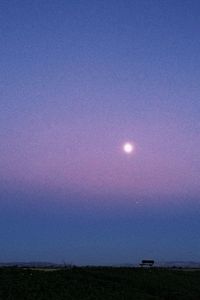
0,0 -> 200,264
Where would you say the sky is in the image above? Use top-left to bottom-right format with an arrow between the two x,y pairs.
0,0 -> 200,265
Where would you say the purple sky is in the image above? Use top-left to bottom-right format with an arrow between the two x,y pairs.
0,0 -> 200,264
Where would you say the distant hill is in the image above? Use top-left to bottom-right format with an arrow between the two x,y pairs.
0,261 -> 200,268
114,261 -> 200,268
157,261 -> 200,268
0,262 -> 62,268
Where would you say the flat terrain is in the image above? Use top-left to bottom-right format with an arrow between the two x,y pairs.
0,267 -> 200,299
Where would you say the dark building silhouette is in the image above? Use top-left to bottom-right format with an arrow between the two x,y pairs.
140,260 -> 154,267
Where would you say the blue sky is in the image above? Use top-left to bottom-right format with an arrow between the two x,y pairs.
0,0 -> 200,264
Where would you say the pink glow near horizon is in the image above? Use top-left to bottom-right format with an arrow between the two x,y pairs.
1,114 -> 199,202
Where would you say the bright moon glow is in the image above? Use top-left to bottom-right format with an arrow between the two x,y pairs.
123,143 -> 134,154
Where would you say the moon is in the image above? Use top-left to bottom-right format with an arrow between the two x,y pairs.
123,142 -> 134,154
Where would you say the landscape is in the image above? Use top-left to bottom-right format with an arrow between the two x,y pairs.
1,265 -> 200,300
1,0 -> 200,299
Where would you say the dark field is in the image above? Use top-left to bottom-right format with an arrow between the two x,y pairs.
0,267 -> 200,300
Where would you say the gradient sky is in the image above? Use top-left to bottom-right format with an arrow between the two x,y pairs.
0,0 -> 200,265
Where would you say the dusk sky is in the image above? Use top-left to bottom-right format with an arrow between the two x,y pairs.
1,0 -> 200,265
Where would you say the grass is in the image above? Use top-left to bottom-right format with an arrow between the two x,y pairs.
0,267 -> 200,299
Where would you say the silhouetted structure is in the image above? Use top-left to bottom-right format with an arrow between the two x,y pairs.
140,260 -> 154,267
